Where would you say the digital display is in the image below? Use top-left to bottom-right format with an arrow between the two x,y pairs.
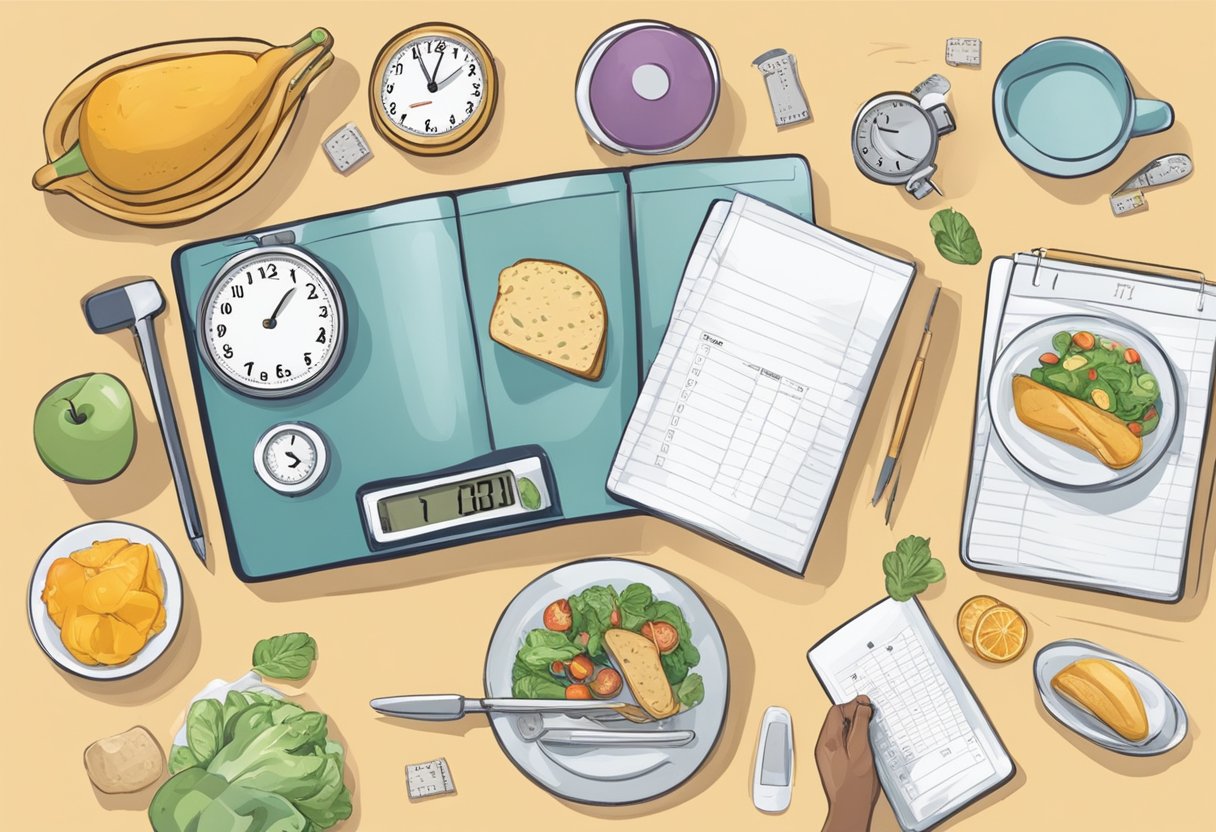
377,470 -> 516,533
760,723 -> 791,786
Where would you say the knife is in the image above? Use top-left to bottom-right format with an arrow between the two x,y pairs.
872,287 -> 941,506
370,694 -> 655,724
526,728 -> 696,747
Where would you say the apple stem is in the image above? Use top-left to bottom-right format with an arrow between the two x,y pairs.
64,398 -> 86,425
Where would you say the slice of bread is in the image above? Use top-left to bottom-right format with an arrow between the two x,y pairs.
1012,375 -> 1141,468
604,628 -> 680,719
489,259 -> 607,380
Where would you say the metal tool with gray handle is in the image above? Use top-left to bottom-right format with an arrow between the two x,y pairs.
369,694 -> 655,724
515,713 -> 694,746
84,279 -> 206,562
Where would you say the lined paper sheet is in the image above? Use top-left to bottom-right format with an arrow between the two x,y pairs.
963,254 -> 1216,601
809,598 -> 1013,832
608,195 -> 913,572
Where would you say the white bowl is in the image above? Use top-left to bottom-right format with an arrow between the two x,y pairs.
28,521 -> 184,680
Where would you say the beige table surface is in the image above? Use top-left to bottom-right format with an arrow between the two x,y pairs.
2,1 -> 1213,829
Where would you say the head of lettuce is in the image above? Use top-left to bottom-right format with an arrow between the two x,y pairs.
148,690 -> 352,831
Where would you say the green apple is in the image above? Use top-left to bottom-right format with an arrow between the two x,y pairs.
33,373 -> 136,483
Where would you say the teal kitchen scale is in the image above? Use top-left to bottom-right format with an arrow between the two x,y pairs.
173,156 -> 813,580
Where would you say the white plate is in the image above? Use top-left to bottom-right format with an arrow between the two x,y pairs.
28,521 -> 184,681
988,314 -> 1179,489
484,558 -> 729,804
1034,639 -> 1187,756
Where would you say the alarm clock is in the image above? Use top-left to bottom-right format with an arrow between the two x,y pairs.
198,233 -> 346,399
852,74 -> 956,198
369,22 -> 498,155
253,422 -> 330,495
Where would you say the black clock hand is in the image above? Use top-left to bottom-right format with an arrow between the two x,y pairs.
876,126 -> 900,134
263,287 -> 296,329
436,64 -> 464,90
427,50 -> 445,93
286,451 -> 302,469
894,149 -> 918,161
414,52 -> 435,87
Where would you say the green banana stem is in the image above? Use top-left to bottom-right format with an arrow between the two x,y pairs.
287,28 -> 333,91
32,141 -> 88,189
289,28 -> 330,56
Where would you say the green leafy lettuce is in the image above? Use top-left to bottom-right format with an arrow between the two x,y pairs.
511,629 -> 584,698
883,535 -> 946,601
252,632 -> 318,681
929,208 -> 982,265
150,662 -> 351,831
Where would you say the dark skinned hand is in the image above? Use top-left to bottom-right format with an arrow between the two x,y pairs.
815,695 -> 880,832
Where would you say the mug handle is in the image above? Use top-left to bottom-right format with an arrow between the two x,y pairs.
1131,99 -> 1174,138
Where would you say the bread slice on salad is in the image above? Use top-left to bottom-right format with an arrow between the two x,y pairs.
604,628 -> 680,719
489,259 -> 607,380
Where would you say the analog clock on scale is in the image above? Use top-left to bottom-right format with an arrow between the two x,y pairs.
370,22 -> 499,155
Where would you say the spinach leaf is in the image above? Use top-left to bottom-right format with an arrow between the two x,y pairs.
929,208 -> 982,266
661,649 -> 689,685
514,628 -> 582,670
617,583 -> 654,630
186,698 -> 225,767
675,674 -> 705,709
167,745 -> 202,775
252,633 -> 317,681
882,535 -> 945,601
568,586 -> 617,657
512,657 -> 567,699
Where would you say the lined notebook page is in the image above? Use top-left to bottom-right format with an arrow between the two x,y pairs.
808,598 -> 1013,832
609,195 -> 913,572
963,255 -> 1216,601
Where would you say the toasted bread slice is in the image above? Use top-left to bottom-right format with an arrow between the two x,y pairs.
489,259 -> 606,380
1051,658 -> 1149,742
604,629 -> 680,719
1012,375 -> 1141,469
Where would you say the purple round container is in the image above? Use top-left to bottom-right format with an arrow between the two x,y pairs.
586,24 -> 718,153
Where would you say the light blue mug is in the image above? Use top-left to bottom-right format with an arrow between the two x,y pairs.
993,38 -> 1174,178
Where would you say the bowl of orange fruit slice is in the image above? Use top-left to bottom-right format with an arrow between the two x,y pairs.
28,521 -> 182,680
956,595 -> 1029,663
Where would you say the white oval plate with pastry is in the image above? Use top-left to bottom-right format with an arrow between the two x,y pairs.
1034,639 -> 1187,756
989,315 -> 1180,489
483,558 -> 728,804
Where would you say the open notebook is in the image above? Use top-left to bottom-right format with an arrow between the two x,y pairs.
962,250 -> 1216,601
608,194 -> 915,572
808,598 -> 1014,832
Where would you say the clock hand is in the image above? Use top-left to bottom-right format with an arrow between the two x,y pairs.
415,52 -> 435,87
428,50 -> 445,93
894,149 -> 918,161
876,126 -> 900,134
286,451 -> 302,469
436,64 -> 464,90
263,287 -> 296,329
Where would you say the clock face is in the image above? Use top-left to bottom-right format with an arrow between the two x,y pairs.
854,96 -> 936,182
379,35 -> 487,137
263,429 -> 318,485
200,248 -> 345,398
254,422 -> 329,495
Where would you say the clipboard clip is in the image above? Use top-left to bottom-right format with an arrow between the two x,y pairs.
1030,247 -> 1210,311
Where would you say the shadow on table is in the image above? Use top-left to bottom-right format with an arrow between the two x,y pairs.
1032,696 -> 1194,776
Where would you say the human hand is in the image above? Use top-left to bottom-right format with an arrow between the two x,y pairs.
815,695 -> 880,832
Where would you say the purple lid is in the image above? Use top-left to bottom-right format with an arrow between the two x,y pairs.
587,25 -> 718,152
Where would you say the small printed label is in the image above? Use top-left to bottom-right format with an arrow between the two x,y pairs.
406,757 -> 456,800
1110,190 -> 1148,216
945,38 -> 982,67
323,123 -> 373,173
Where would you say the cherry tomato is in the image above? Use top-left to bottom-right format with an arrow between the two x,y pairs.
640,621 -> 680,654
542,599 -> 572,632
1145,406 -> 1158,420
1073,331 -> 1096,350
566,654 -> 594,682
588,667 -> 623,699
575,632 -> 589,647
1124,348 -> 1141,364
609,608 -> 621,627
1039,353 -> 1060,365
1128,422 -> 1143,436
549,660 -> 566,676
565,684 -> 592,700
1088,369 -> 1097,381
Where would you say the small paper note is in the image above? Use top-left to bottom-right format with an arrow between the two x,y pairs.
323,123 -> 373,173
945,38 -> 982,67
1110,190 -> 1148,216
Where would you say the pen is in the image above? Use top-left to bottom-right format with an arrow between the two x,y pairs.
872,287 -> 941,506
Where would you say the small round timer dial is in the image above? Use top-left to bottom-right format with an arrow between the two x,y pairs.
253,423 -> 329,496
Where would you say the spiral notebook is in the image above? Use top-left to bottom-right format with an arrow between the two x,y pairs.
608,194 -> 915,573
962,249 -> 1216,601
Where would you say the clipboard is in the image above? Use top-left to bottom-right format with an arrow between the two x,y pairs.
961,247 -> 1216,602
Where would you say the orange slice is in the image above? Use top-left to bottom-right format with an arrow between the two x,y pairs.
956,595 -> 1000,645
972,604 -> 1028,663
